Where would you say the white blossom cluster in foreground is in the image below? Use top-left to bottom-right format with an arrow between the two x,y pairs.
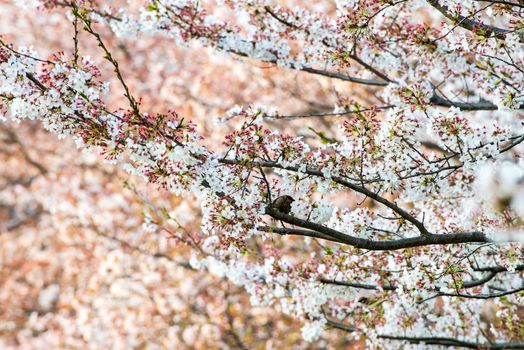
1,0 -> 524,348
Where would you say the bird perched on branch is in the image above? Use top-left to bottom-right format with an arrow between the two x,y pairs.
272,195 -> 294,214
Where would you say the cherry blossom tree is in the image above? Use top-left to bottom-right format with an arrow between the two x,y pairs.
1,120 -> 323,349
1,0 -> 524,348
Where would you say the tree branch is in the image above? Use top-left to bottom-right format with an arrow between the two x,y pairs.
319,270 -> 502,291
299,66 -> 389,86
426,0 -> 511,39
430,93 -> 524,110
327,319 -> 524,349
266,207 -> 489,250
474,0 -> 524,8
220,158 -> 430,236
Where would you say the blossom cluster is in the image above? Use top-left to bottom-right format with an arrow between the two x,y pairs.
2,0 -> 524,348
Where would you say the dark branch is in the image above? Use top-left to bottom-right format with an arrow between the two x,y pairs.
25,73 -> 47,92
220,158 -> 430,236
474,0 -> 524,9
327,319 -> 524,349
319,278 -> 397,290
379,334 -> 524,349
474,264 -> 524,272
319,271 -> 501,291
231,48 -> 390,86
430,93 -> 524,110
300,66 -> 389,86
259,225 -> 348,244
266,207 -> 489,251
433,286 -> 524,299
426,0 -> 512,40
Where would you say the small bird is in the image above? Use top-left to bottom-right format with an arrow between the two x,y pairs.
272,195 -> 294,214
